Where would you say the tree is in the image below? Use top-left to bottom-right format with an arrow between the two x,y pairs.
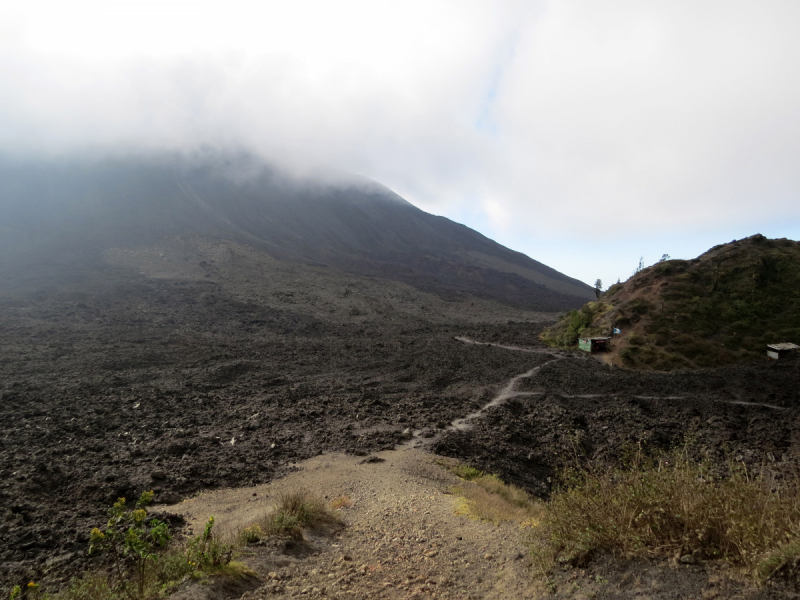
594,279 -> 603,298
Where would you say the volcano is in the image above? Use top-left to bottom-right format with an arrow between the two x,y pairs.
0,151 -> 593,310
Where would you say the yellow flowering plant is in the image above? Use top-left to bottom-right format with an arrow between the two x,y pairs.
88,490 -> 171,600
185,516 -> 232,571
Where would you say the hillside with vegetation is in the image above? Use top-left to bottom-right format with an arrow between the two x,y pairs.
540,234 -> 800,369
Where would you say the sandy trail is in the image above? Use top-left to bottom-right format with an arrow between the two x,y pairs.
453,336 -> 560,355
449,359 -> 562,433
169,337 -> 791,599
175,449 -> 540,599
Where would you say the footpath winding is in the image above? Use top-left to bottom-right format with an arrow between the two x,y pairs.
170,337 -> 785,599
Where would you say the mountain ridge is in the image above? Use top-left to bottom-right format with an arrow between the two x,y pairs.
540,234 -> 800,368
0,152 -> 594,310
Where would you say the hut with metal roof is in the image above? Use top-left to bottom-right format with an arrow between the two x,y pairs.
579,337 -> 611,354
766,342 -> 799,360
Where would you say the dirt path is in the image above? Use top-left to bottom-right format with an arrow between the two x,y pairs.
172,450 -> 779,600
175,449 -> 541,599
453,336 -> 561,355
169,338 -> 792,599
399,340 -> 564,450
452,337 -> 788,412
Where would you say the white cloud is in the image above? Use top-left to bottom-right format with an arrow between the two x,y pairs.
485,1 -> 800,238
1,0 -> 798,285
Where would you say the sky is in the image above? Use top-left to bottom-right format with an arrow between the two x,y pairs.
1,0 -> 799,287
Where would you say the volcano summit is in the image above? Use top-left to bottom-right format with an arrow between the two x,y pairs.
0,152 -> 593,310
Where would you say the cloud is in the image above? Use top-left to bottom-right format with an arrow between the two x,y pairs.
486,1 -> 800,239
1,0 -> 799,284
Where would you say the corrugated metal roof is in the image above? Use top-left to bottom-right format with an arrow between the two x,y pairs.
767,342 -> 800,351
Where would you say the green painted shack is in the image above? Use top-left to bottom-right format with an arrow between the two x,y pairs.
579,337 -> 611,353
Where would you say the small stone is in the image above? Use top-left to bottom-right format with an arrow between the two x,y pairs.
484,553 -> 493,560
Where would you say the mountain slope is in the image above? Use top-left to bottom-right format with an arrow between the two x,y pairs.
540,235 -> 800,369
0,152 -> 593,310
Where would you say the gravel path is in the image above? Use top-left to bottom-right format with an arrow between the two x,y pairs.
176,449 -> 538,599
173,447 -> 791,600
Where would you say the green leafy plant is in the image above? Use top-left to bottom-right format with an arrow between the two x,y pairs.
89,491 -> 171,600
185,516 -> 232,570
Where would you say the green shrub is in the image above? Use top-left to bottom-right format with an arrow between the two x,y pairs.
540,302 -> 611,347
16,499 -> 237,600
239,524 -> 264,544
627,298 -> 652,316
186,517 -> 232,571
88,491 -> 171,599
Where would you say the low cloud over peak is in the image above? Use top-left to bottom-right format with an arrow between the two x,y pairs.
2,1 -> 799,285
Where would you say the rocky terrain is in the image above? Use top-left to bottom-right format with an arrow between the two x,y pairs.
0,157 -> 798,595
0,264 -> 543,589
1,246 -> 798,592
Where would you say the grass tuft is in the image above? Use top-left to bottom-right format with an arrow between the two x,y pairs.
239,524 -> 264,544
257,489 -> 343,538
441,460 -> 542,525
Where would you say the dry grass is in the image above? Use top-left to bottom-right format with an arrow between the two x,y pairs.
255,489 -> 344,539
528,447 -> 800,581
440,460 -> 542,525
330,495 -> 353,510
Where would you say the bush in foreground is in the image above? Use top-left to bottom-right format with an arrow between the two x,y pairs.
7,494 -> 235,600
528,447 -> 800,581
